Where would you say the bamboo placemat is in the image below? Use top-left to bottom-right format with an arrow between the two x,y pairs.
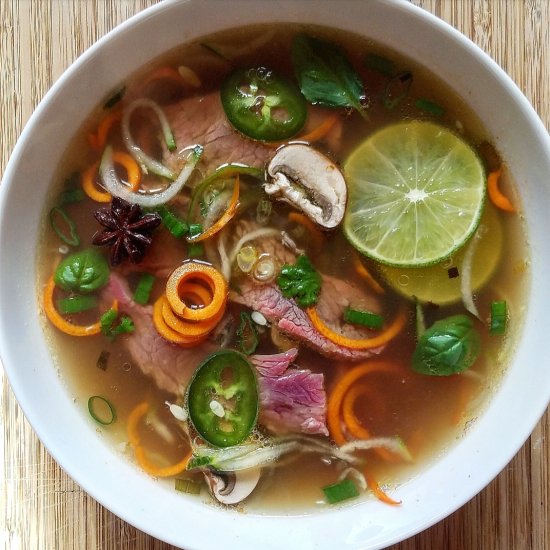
1,1 -> 548,548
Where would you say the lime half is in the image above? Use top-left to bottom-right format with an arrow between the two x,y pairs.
343,121 -> 486,267
378,202 -> 503,305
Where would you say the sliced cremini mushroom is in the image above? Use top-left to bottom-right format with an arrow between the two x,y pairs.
265,144 -> 347,229
203,467 -> 261,505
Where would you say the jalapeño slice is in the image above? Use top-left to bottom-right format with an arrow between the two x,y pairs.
186,350 -> 259,447
221,67 -> 307,142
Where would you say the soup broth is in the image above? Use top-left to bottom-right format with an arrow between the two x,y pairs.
37,24 -> 529,512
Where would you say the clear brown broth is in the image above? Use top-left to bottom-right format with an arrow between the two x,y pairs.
37,24 -> 529,513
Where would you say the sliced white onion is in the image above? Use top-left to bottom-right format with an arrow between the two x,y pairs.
339,437 -> 413,462
459,231 -> 483,321
100,144 -> 202,207
122,97 -> 177,179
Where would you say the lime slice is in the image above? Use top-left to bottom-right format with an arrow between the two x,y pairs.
378,202 -> 503,304
343,121 -> 486,267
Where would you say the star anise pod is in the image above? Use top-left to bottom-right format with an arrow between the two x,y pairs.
92,197 -> 161,266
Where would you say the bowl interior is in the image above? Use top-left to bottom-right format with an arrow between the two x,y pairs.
1,1 -> 550,549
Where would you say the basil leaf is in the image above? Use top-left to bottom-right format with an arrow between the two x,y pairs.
412,314 -> 480,376
292,34 -> 366,116
54,249 -> 110,294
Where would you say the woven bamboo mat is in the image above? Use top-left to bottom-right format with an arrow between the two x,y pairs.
1,1 -> 548,548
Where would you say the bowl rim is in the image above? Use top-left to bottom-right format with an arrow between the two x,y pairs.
1,1 -> 550,549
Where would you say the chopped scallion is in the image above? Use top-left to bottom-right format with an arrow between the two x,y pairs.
133,273 -> 155,305
490,300 -> 507,335
187,242 -> 204,258
188,223 -> 203,239
49,206 -> 80,246
343,307 -> 383,329
57,294 -> 98,314
415,98 -> 444,116
58,187 -> 85,205
156,206 -> 189,238
364,53 -> 395,77
322,478 -> 359,504
88,395 -> 116,425
175,478 -> 202,495
383,71 -> 413,109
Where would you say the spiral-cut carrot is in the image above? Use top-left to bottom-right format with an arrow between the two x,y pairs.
307,307 -> 407,350
43,276 -> 117,337
127,401 -> 191,477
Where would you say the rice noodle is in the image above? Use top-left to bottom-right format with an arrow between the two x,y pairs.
337,467 -> 368,490
460,231 -> 483,320
122,97 -> 177,178
100,144 -> 202,207
339,437 -> 413,461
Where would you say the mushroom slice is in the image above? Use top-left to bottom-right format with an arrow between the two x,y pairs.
265,144 -> 347,229
203,467 -> 261,505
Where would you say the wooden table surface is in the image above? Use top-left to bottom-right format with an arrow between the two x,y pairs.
1,1 -> 548,548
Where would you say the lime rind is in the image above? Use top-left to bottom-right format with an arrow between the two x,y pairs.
343,121 -> 486,268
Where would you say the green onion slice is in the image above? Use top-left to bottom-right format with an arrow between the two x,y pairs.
49,206 -> 80,246
175,478 -> 202,495
322,479 -> 359,504
364,53 -> 396,77
187,242 -> 205,258
490,300 -> 507,335
88,395 -> 116,425
57,294 -> 98,315
156,206 -> 189,238
415,98 -> 444,116
133,273 -> 155,305
343,307 -> 384,330
58,187 -> 85,205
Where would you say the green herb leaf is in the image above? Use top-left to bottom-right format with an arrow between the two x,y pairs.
412,314 -> 480,376
237,312 -> 259,355
277,255 -> 322,308
54,249 -> 110,293
292,34 -> 366,116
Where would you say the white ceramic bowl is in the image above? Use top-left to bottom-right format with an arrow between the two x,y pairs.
1,1 -> 549,548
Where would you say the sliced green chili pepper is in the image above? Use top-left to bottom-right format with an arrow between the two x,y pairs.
49,206 -> 80,246
364,53 -> 396,77
186,350 -> 259,448
221,67 -> 307,142
490,300 -> 507,335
